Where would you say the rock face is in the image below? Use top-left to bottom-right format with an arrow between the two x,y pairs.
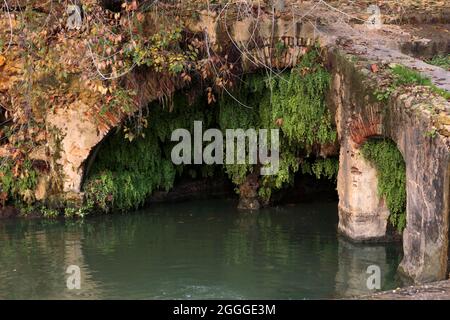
332,57 -> 391,242
46,101 -> 106,194
391,96 -> 450,283
337,136 -> 390,241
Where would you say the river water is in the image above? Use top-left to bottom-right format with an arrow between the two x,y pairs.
0,199 -> 403,299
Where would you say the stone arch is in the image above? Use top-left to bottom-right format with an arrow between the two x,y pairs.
336,99 -> 393,241
79,129 -> 114,192
331,51 -> 450,283
344,102 -> 448,282
338,100 -> 450,282
43,67 -> 184,199
34,23 -> 449,283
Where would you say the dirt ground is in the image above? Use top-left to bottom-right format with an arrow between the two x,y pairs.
357,280 -> 450,300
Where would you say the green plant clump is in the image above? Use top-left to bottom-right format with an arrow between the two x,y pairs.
427,54 -> 450,70
0,159 -> 38,205
391,65 -> 432,86
360,139 -> 406,233
391,64 -> 450,100
258,50 -> 337,199
301,158 -> 339,181
84,48 -> 338,211
218,48 -> 337,199
375,65 -> 450,101
84,93 -> 216,212
377,65 -> 450,101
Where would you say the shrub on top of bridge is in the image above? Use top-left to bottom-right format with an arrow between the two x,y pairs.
376,64 -> 450,102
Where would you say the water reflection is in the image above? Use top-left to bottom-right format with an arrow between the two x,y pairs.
335,238 -> 403,298
0,199 -> 403,299
0,220 -> 102,299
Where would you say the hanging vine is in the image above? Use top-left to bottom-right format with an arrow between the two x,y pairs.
360,139 -> 407,233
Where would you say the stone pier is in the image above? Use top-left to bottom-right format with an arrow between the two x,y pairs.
337,136 -> 390,241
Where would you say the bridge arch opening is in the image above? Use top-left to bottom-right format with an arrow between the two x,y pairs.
80,47 -> 339,213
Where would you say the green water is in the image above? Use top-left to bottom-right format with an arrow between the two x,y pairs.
0,199 -> 403,299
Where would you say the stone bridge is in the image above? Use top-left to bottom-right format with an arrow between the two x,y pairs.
320,16 -> 450,282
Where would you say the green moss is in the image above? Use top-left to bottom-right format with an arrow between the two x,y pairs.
360,139 -> 406,233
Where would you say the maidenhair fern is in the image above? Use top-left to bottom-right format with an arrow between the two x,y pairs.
259,49 -> 337,199
217,74 -> 263,185
360,139 -> 407,233
84,92 -> 215,212
301,158 -> 339,181
261,49 -> 336,148
85,49 -> 338,211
